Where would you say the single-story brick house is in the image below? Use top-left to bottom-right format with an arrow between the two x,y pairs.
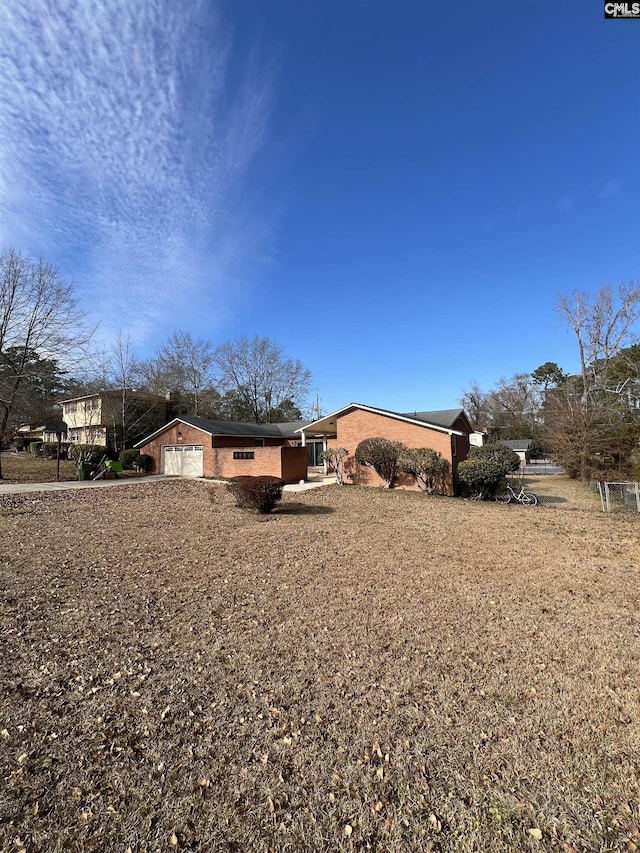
134,416 -> 310,483
297,402 -> 473,492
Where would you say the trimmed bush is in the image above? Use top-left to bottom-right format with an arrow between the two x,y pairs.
457,443 -> 521,500
457,459 -> 509,500
320,447 -> 348,485
354,437 -> 405,488
227,475 -> 285,514
29,440 -> 43,455
475,443 -> 521,473
227,476 -> 254,507
41,442 -> 70,460
398,448 -> 451,494
13,436 -> 29,451
119,449 -> 140,470
137,453 -> 153,473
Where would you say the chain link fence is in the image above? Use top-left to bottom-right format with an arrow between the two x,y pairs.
521,459 -> 564,475
594,481 -> 640,513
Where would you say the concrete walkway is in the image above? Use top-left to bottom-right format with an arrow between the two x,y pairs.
283,475 -> 336,493
0,474 -> 336,496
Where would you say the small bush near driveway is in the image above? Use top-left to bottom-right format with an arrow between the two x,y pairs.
227,475 -> 285,513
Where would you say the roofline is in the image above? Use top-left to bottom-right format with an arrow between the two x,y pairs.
133,416 -> 291,448
61,390 -> 159,404
61,393 -> 103,404
297,402 -> 465,436
134,418 -> 186,448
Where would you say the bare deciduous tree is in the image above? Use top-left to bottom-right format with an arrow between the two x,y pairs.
461,374 -> 540,440
542,384 -> 639,479
102,330 -> 163,451
549,282 -> 640,478
0,249 -> 93,478
460,381 -> 489,431
214,335 -> 311,424
139,331 -> 216,418
556,281 -> 640,405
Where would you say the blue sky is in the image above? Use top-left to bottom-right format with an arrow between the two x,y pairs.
0,0 -> 638,415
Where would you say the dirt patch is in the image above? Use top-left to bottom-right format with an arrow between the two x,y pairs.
1,478 -> 639,852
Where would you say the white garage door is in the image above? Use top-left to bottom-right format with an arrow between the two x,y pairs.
162,445 -> 203,477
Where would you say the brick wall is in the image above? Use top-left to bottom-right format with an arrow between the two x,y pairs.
138,423 -> 215,474
139,424 -> 307,482
280,446 -> 309,483
212,435 -> 283,448
210,446 -> 306,483
327,408 -> 468,492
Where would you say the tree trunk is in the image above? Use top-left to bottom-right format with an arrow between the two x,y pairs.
0,405 -> 9,479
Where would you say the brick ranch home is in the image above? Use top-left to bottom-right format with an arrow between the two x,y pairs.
134,404 -> 473,491
134,416 -> 310,483
297,403 -> 473,493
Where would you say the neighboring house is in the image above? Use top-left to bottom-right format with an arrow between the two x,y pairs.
499,439 -> 532,466
61,392 -> 170,449
16,423 -> 44,441
134,416 -> 310,483
13,422 -> 66,446
469,431 -> 488,448
297,402 -> 473,493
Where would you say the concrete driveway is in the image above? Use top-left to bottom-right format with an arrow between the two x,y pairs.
0,474 -> 173,495
0,474 -> 336,496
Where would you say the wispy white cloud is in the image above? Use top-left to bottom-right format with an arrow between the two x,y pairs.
555,194 -> 573,213
0,0 -> 274,350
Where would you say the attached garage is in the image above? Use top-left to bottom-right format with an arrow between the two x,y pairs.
135,416 -> 309,483
162,445 -> 203,477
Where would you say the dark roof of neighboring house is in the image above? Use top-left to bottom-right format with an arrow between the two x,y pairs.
135,416 -> 311,447
500,439 -> 533,451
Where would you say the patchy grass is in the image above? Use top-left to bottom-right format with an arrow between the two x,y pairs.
0,451 -> 78,482
0,452 -> 143,484
1,477 -> 639,853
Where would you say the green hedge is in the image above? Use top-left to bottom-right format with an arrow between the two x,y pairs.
119,449 -> 140,470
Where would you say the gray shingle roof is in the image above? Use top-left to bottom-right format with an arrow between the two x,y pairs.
178,416 -> 311,439
500,439 -> 532,451
400,408 -> 469,430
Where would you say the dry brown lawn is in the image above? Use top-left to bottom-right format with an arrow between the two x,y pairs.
0,452 -> 79,483
1,476 -> 639,853
0,452 -> 143,484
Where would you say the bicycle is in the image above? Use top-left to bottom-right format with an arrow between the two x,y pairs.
495,482 -> 538,506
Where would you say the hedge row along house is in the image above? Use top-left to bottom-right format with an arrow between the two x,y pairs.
134,403 -> 473,491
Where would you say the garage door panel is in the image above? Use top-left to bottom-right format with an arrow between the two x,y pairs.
162,445 -> 203,477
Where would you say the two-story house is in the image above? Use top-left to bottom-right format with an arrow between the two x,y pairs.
61,391 -> 171,450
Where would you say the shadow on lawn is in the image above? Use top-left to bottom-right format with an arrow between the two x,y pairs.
276,503 -> 335,516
